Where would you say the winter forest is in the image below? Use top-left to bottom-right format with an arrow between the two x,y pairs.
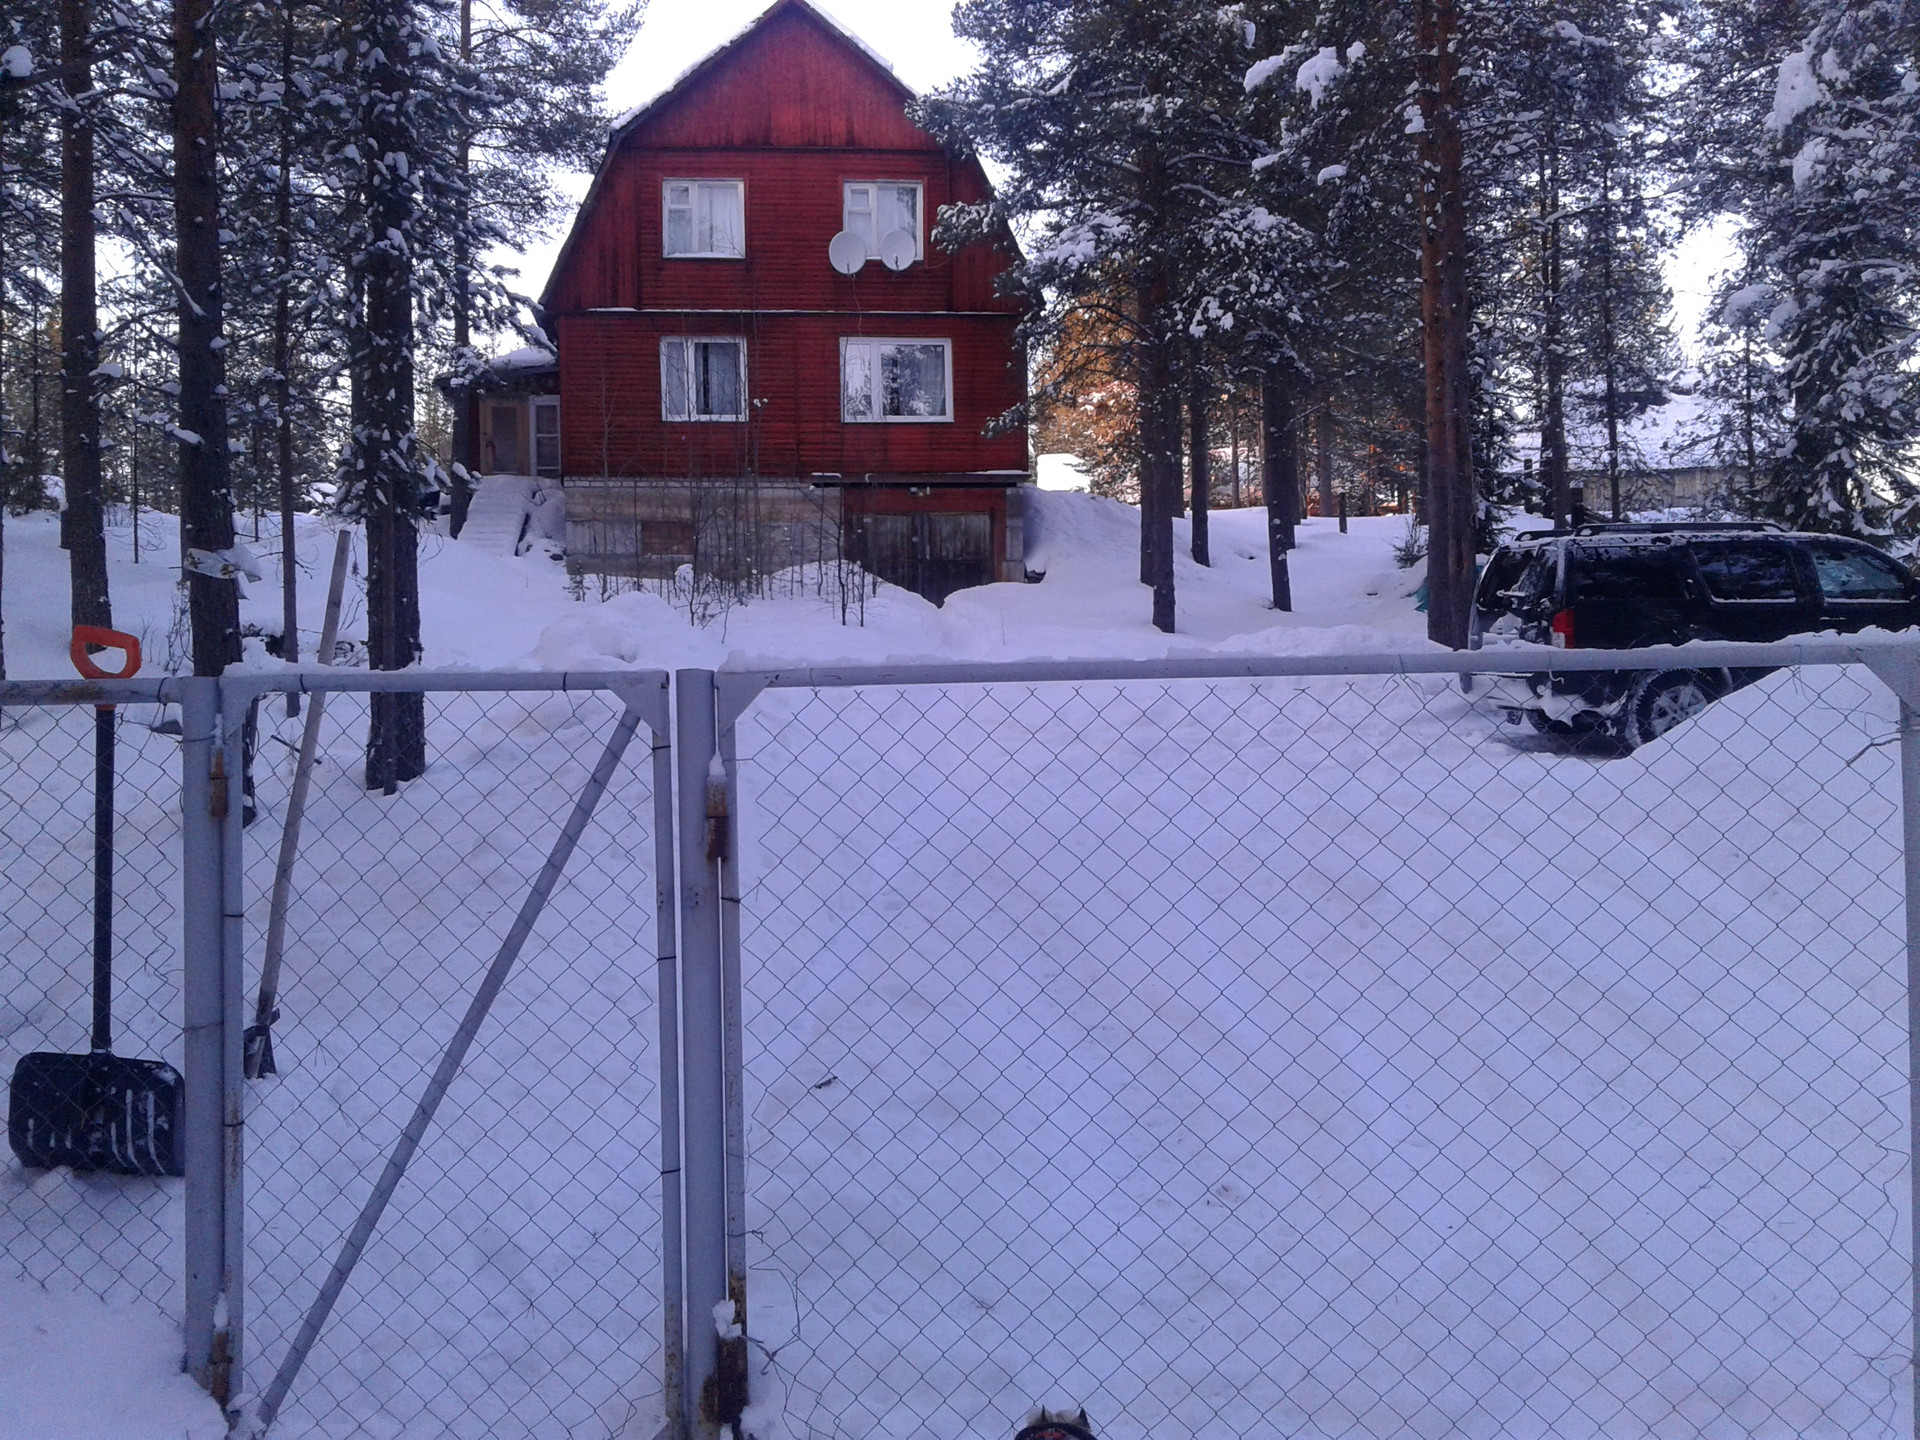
1,0 -> 1917,674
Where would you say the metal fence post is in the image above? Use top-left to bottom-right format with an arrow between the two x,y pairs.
1903,699 -> 1920,1440
716,713 -> 747,1366
218,688 -> 250,1409
676,669 -> 741,1436
648,694 -> 688,1440
180,677 -> 226,1395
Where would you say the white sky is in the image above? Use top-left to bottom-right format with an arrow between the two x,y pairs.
493,0 -> 1736,362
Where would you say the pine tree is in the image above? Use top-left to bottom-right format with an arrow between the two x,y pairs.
173,0 -> 242,676
58,0 -> 112,634
1679,0 -> 1920,545
927,0 -> 1254,634
443,0 -> 636,534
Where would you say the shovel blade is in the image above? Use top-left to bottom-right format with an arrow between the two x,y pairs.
8,1052 -> 184,1177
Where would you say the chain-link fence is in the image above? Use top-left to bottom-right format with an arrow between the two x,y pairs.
232,675 -> 675,1440
1,687 -> 186,1315
721,652 -> 1914,1440
5,649 -> 1917,1440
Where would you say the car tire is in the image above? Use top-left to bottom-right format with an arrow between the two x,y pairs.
1625,670 -> 1718,746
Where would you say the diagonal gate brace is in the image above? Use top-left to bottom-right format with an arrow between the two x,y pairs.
244,696 -> 650,1437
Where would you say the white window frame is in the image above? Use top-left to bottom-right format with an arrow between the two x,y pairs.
531,397 -> 561,477
842,181 -> 924,263
660,336 -> 748,422
662,178 -> 746,259
840,337 -> 954,424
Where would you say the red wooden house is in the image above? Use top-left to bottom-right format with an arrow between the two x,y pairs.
530,0 -> 1030,602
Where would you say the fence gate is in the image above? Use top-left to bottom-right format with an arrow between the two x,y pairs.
715,650 -> 1915,1440
229,674 -> 679,1440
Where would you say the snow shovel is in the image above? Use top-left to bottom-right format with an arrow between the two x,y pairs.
7,627 -> 184,1177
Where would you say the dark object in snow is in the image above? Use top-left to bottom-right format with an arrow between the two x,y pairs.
7,627 -> 184,1177
9,1050 -> 183,1176
1471,522 -> 1920,746
1015,1408 -> 1095,1440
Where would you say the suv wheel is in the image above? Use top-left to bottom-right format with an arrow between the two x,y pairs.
1625,670 -> 1718,746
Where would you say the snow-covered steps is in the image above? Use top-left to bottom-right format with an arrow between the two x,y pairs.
458,474 -> 539,555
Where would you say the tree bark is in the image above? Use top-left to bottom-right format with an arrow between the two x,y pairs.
1538,134 -> 1571,529
1261,363 -> 1295,612
272,1 -> 298,699
1134,252 -> 1176,632
447,0 -> 476,538
61,0 -> 110,633
1597,142 -> 1621,521
1413,0 -> 1476,650
1315,397 -> 1336,522
360,0 -> 425,788
174,0 -> 241,677
1188,364 -> 1209,566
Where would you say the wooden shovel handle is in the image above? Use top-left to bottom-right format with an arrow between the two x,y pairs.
71,626 -> 142,680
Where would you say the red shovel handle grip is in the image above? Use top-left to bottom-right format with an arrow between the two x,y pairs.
71,626 -> 142,680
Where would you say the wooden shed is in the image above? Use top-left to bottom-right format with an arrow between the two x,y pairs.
537,0 -> 1030,602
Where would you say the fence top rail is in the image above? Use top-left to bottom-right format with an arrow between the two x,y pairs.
716,634 -> 1920,694
0,669 -> 672,709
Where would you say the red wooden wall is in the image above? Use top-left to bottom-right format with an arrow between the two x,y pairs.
542,0 -> 1027,485
557,311 -> 1027,480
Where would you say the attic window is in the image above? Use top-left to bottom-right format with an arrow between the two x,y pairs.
843,182 -> 922,262
664,179 -> 745,258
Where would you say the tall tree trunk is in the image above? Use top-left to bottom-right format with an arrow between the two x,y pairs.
1597,143 -> 1621,521
447,0 -> 475,537
1188,363 -> 1209,566
61,0 -> 110,633
1539,135 -> 1571,529
0,80 -> 11,679
1261,363 -> 1294,612
361,0 -> 425,788
1413,0 -> 1475,649
175,0 -> 241,677
1315,397 -> 1336,521
1135,260 -> 1176,633
1228,391 -> 1241,509
272,1 -> 298,696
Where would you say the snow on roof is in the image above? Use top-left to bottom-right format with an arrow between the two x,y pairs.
1508,387 -> 1717,472
494,346 -> 558,371
608,0 -> 903,138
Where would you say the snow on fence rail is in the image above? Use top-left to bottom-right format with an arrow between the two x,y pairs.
2,643 -> 1918,1440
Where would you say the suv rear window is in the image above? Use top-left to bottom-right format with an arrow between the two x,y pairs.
1478,547 -> 1549,611
1805,540 -> 1909,601
1693,542 -> 1799,601
1571,545 -> 1688,601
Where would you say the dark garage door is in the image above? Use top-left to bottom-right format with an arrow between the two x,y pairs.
854,512 -> 993,605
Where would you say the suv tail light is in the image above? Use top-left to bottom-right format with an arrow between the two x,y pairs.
1550,609 -> 1575,649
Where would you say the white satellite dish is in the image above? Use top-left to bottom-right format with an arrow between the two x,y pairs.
829,230 -> 868,275
878,228 -> 916,271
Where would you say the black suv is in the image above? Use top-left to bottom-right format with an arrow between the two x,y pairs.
1468,522 -> 1920,744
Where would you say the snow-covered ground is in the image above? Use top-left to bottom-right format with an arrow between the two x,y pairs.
0,495 -> 1910,1439
0,491 -> 1435,681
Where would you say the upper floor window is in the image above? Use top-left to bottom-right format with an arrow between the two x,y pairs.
664,180 -> 744,258
662,337 -> 746,421
843,182 -> 923,264
841,338 -> 950,423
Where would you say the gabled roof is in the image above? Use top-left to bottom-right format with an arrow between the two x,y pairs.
538,0 -> 919,314
607,0 -> 910,140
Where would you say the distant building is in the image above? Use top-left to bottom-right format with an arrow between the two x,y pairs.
477,0 -> 1031,603
1509,388 -> 1742,516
